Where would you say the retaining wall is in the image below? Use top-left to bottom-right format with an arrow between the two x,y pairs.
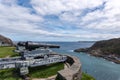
56,55 -> 82,80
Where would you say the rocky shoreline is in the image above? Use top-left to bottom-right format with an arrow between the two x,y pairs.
74,38 -> 120,64
74,48 -> 120,64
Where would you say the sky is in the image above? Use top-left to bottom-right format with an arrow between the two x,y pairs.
0,0 -> 120,41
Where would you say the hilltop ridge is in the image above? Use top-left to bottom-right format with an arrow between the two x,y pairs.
74,38 -> 120,64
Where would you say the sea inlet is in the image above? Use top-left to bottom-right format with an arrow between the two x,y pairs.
46,42 -> 120,80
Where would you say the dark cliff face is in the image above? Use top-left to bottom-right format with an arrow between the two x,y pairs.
0,34 -> 13,46
75,38 -> 120,56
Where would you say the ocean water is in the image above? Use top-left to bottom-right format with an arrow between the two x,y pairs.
47,42 -> 120,80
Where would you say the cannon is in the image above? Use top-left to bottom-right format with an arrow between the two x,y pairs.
0,41 -> 67,76
17,41 -> 60,51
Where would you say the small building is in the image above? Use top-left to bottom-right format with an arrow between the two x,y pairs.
0,41 -> 2,46
0,41 -> 10,46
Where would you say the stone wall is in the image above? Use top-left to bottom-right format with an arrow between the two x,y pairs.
56,55 -> 82,80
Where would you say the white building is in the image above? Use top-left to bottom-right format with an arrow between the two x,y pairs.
0,41 -> 2,46
0,41 -> 10,46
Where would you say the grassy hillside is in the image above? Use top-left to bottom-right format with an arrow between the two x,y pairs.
90,38 -> 120,56
75,38 -> 120,57
29,63 -> 64,79
0,68 -> 21,80
0,47 -> 19,58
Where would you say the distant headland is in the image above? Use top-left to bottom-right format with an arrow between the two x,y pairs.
74,38 -> 120,64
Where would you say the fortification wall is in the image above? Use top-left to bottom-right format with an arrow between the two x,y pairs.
56,55 -> 82,80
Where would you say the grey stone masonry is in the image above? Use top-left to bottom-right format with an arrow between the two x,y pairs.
56,55 -> 82,80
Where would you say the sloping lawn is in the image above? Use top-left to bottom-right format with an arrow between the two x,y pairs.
29,63 -> 64,79
0,47 -> 19,58
0,68 -> 21,80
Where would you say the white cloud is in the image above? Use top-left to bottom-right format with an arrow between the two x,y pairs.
0,0 -> 120,41
0,0 -> 50,37
78,0 -> 120,32
31,0 -> 106,15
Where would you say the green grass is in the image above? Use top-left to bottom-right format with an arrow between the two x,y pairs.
0,47 -> 21,80
0,68 -> 21,80
81,72 -> 95,80
0,47 -> 19,58
0,63 -> 64,80
0,47 -> 64,79
29,63 -> 64,79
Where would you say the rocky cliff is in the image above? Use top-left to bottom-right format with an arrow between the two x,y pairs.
74,38 -> 120,64
0,34 -> 13,46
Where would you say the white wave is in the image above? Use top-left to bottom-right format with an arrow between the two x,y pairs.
67,50 -> 74,52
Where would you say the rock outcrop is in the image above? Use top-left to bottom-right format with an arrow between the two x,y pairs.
74,38 -> 120,64
0,34 -> 13,46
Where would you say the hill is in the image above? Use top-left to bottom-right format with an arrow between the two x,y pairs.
74,38 -> 120,64
0,34 -> 13,46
